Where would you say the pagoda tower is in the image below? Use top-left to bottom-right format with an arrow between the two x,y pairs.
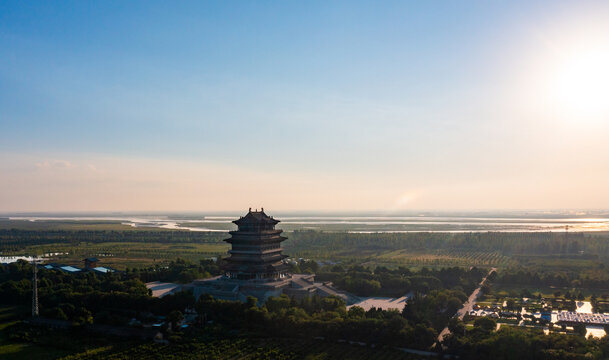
221,208 -> 289,281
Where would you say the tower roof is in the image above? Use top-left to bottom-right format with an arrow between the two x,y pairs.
233,208 -> 279,226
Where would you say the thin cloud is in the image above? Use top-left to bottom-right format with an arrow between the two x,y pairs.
35,160 -> 73,169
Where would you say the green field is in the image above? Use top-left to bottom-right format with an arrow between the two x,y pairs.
2,219 -> 607,270
0,220 -> 141,231
17,242 -> 229,270
375,249 -> 516,268
490,284 -> 605,300
6,240 -> 516,271
2,219 -> 609,274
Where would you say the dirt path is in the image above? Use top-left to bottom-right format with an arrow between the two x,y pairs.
437,267 -> 496,343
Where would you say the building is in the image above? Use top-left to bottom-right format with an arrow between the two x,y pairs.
41,258 -> 115,274
222,208 -> 288,280
59,265 -> 81,273
185,209 -> 357,304
84,257 -> 99,269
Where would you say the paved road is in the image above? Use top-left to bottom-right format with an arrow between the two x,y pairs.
437,267 -> 496,343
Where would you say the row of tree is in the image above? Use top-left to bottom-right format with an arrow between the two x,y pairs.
284,231 -> 592,257
496,265 -> 609,289
0,229 -> 225,251
2,228 -> 603,258
313,263 -> 486,297
196,293 -> 439,350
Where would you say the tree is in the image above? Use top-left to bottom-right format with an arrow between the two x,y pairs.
474,317 -> 496,332
409,324 -> 437,349
168,310 -> 184,331
75,307 -> 93,326
573,323 -> 587,337
448,318 -> 466,337
246,296 -> 258,308
266,295 -> 291,313
480,283 -> 491,295
347,306 -> 365,319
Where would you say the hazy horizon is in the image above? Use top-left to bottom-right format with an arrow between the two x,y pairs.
4,209 -> 609,233
2,1 -> 609,212
3,208 -> 609,217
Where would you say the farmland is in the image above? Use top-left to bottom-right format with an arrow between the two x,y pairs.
11,242 -> 229,270
375,249 -> 516,268
2,219 -> 609,270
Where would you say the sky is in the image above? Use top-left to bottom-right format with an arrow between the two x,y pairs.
1,1 -> 609,212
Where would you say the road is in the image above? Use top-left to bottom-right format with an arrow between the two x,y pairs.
437,267 -> 496,343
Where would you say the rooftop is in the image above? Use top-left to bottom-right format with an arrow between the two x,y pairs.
233,208 -> 279,226
60,265 -> 81,273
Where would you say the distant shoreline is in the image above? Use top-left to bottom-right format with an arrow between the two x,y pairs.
2,212 -> 609,233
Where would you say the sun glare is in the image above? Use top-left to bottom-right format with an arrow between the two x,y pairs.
552,46 -> 609,121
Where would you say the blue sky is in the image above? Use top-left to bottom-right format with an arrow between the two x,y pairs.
1,1 -> 609,211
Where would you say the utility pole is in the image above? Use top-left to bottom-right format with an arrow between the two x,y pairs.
32,259 -> 39,317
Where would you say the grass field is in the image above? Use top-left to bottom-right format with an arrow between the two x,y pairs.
0,219 -> 519,270
7,244 -> 511,271
490,284 -> 607,299
15,242 -> 230,270
1,234 -> 547,271
375,249 -> 516,268
2,219 -> 605,271
513,255 -> 599,270
0,220 -> 142,231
